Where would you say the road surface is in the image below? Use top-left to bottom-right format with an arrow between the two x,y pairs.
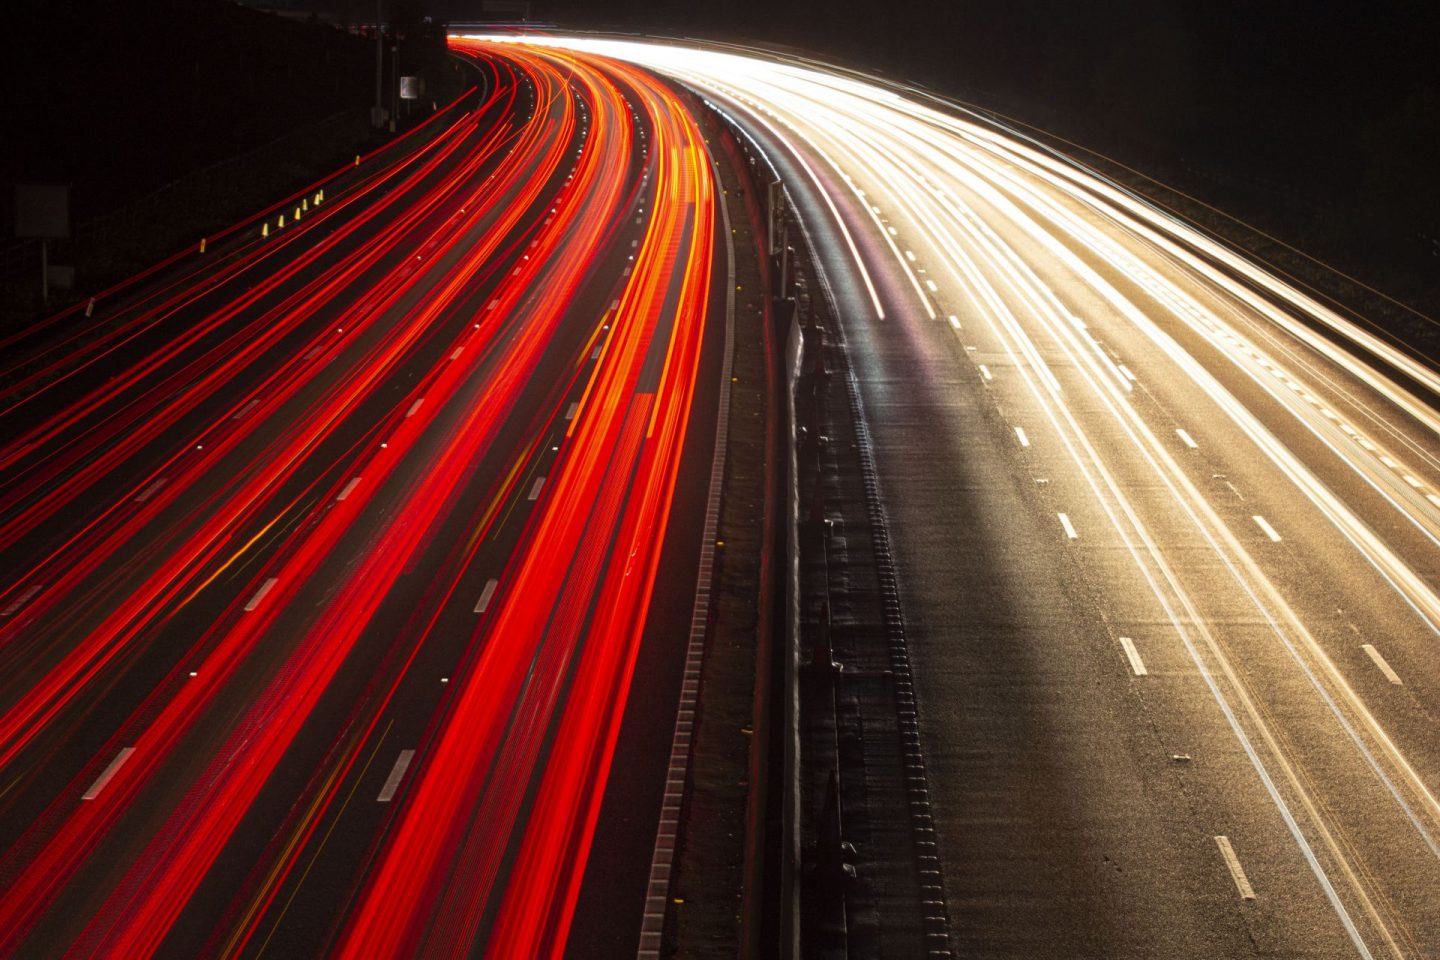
0,41 -> 722,959
505,35 -> 1440,959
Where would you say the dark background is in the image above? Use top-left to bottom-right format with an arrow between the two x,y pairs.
4,0 -> 1438,325
527,0 -> 1440,322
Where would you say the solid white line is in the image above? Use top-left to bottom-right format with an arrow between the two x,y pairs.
406,398 -> 424,418
1252,515 -> 1282,542
1215,835 -> 1257,899
82,747 -> 136,800
528,477 -> 545,501
1361,644 -> 1403,685
1015,427 -> 1030,448
1176,429 -> 1198,449
2,584 -> 43,617
1119,637 -> 1148,676
244,577 -> 279,612
565,402 -> 579,420
376,749 -> 415,802
337,477 -> 362,502
474,578 -> 499,614
1058,512 -> 1078,539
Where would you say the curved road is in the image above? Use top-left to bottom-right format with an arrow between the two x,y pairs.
0,42 -> 722,959
511,35 -> 1440,960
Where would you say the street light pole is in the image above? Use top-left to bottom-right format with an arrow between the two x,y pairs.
373,0 -> 384,127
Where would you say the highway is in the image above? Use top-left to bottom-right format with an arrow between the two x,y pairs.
0,41 -> 720,958
503,36 -> 1440,959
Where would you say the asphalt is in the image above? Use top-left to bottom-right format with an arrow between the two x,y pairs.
698,64 -> 1440,959
0,45 -> 728,959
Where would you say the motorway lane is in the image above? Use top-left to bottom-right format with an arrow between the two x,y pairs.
0,41 -> 720,959
510,37 -> 1440,958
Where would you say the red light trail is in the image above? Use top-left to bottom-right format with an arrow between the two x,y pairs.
0,39 -> 715,958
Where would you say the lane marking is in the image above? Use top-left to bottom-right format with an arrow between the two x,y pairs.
565,402 -> 579,420
376,749 -> 415,802
527,477 -> 545,501
474,578 -> 500,614
948,315 -> 961,329
2,584 -> 43,617
450,347 -> 464,361
1119,637 -> 1148,676
978,364 -> 993,381
1176,429 -> 1198,449
591,343 -> 603,360
134,478 -> 168,503
1215,836 -> 1257,899
1252,515 -> 1282,542
1118,364 -> 1137,382
337,477 -> 362,502
1015,427 -> 1030,448
233,399 -> 260,420
244,577 -> 279,612
1361,644 -> 1403,685
925,279 -> 938,293
1058,512 -> 1078,540
83,747 -> 136,800
406,398 -> 425,418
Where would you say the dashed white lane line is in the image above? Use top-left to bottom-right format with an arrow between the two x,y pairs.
1176,429 -> 1198,449
925,279 -> 938,293
1215,836 -> 1257,900
978,364 -> 993,381
1118,364 -> 1137,382
406,398 -> 425,418
1058,513 -> 1078,540
1361,644 -> 1403,685
337,477 -> 362,502
134,478 -> 168,503
1252,515 -> 1282,542
244,577 -> 279,612
591,343 -> 603,360
376,749 -> 415,802
82,747 -> 136,800
450,347 -> 464,361
528,477 -> 545,501
565,402 -> 579,420
232,399 -> 260,421
2,584 -> 43,617
948,315 -> 961,329
474,578 -> 499,614
1119,637 -> 1148,676
1015,427 -> 1030,448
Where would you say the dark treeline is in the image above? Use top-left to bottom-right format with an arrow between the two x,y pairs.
4,0 -> 452,224
513,0 -> 1440,320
